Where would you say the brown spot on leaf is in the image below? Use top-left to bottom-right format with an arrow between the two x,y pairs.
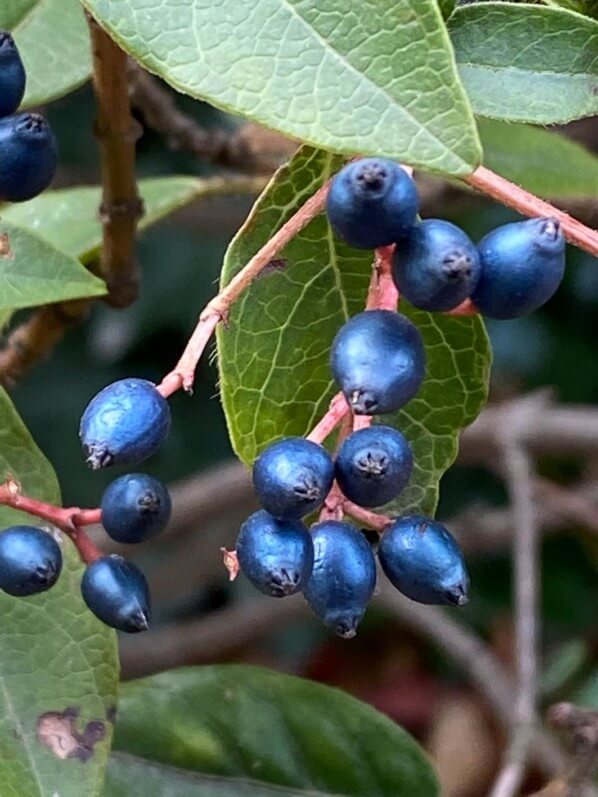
258,258 -> 288,278
37,709 -> 106,762
0,233 -> 12,258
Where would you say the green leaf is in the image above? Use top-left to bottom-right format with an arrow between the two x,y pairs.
478,118 -> 598,198
0,220 -> 106,312
217,147 -> 490,517
450,3 -> 598,124
82,0 -> 481,176
1,0 -> 92,108
0,388 -> 118,797
544,0 -> 598,20
437,0 -> 456,20
2,176 -> 262,263
107,665 -> 439,797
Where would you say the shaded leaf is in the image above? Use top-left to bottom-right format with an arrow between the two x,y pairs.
1,0 -> 92,108
478,118 -> 598,198
82,0 -> 481,175
450,3 -> 598,124
0,220 -> 105,312
0,388 -> 118,797
2,176 -> 262,263
109,665 -> 439,797
544,0 -> 598,19
218,147 -> 490,516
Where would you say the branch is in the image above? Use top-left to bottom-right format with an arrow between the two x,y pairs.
128,65 -> 296,174
87,14 -> 144,308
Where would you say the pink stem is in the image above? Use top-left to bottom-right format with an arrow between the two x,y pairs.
306,393 -> 350,444
446,298 -> 478,317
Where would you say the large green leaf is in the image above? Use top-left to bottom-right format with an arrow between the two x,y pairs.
544,0 -> 598,20
450,3 -> 598,124
2,176 -> 262,263
1,0 -> 92,108
0,220 -> 106,312
82,0 -> 481,176
478,118 -> 598,198
217,147 -> 490,516
0,388 -> 118,797
106,665 -> 439,797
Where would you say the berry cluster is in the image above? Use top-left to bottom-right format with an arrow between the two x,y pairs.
0,33 -> 57,202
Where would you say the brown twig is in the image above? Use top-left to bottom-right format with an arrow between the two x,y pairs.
87,14 -> 144,308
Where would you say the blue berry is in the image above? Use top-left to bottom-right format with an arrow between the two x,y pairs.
0,32 -> 26,118
378,515 -> 469,606
236,510 -> 314,598
472,217 -> 566,319
336,425 -> 413,508
330,310 -> 425,415
253,437 -> 334,520
101,473 -> 171,544
80,378 -> 171,469
327,158 -> 419,249
392,219 -> 481,311
0,113 -> 57,202
81,555 -> 151,633
304,521 -> 376,638
0,526 -> 62,596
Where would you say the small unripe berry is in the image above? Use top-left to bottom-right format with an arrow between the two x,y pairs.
304,521 -> 376,638
393,219 -> 480,311
236,510 -> 314,598
0,525 -> 62,596
0,32 -> 26,118
101,473 -> 172,544
81,555 -> 151,633
327,158 -> 419,249
335,425 -> 413,508
330,310 -> 425,415
79,378 -> 171,469
472,217 -> 566,319
378,515 -> 469,606
253,437 -> 334,520
0,113 -> 57,202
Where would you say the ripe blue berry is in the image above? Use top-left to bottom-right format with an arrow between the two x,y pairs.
378,515 -> 469,606
0,32 -> 26,118
304,521 -> 376,638
472,217 -> 566,319
0,526 -> 62,596
326,158 -> 419,249
0,113 -> 57,202
236,510 -> 314,597
253,438 -> 334,520
101,473 -> 172,544
392,219 -> 481,311
81,555 -> 151,633
335,425 -> 413,508
80,378 -> 171,469
330,310 -> 425,415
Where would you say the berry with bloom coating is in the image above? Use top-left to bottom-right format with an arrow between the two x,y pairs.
253,437 -> 334,520
0,113 -> 57,202
101,473 -> 172,544
0,525 -> 62,596
0,32 -> 26,118
79,378 -> 171,469
378,515 -> 469,606
81,555 -> 151,633
236,510 -> 314,597
326,158 -> 419,249
304,521 -> 376,638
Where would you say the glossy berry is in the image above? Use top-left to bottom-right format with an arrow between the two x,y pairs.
330,310 -> 425,415
236,510 -> 314,598
0,32 -> 26,118
101,473 -> 172,544
0,113 -> 57,202
326,158 -> 419,249
253,437 -> 334,520
80,378 -> 171,469
378,515 -> 469,606
305,521 -> 376,639
392,219 -> 481,311
472,217 -> 566,319
0,526 -> 62,596
335,425 -> 413,508
81,555 -> 151,633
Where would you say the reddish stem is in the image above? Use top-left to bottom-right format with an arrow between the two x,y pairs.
366,245 -> 399,312
446,298 -> 478,317
342,500 -> 392,532
306,392 -> 350,444
319,481 -> 346,522
0,479 -> 103,564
